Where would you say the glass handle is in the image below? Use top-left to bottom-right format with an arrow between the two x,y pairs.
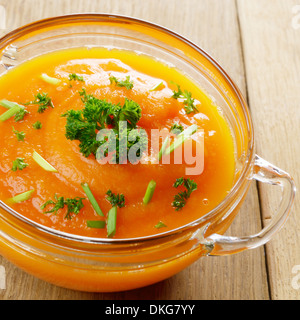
202,154 -> 296,256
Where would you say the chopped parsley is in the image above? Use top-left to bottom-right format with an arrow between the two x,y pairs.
12,127 -> 25,141
62,90 -> 145,162
69,73 -> 85,82
33,121 -> 42,129
41,194 -> 85,220
106,190 -> 125,208
14,108 -> 29,122
25,92 -> 54,113
109,76 -> 134,90
12,158 -> 28,171
68,73 -> 85,86
172,177 -> 197,211
170,122 -> 184,135
171,83 -> 198,114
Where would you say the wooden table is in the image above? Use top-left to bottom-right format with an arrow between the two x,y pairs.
0,0 -> 299,300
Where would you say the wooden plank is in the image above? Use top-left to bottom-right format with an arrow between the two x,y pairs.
237,0 -> 300,299
0,0 -> 268,299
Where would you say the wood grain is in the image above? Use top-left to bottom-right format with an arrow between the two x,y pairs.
0,0 -> 297,300
237,0 -> 300,300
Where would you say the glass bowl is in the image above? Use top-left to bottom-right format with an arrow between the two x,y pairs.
0,14 -> 296,292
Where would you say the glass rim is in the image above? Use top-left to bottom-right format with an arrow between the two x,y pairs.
0,13 -> 255,245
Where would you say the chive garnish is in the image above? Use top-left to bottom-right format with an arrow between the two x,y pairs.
154,221 -> 167,229
8,189 -> 35,204
0,99 -> 23,109
86,220 -> 106,229
32,150 -> 58,172
40,73 -> 61,85
158,136 -> 170,161
0,105 -> 23,122
107,206 -> 117,238
149,81 -> 163,91
164,124 -> 198,155
81,182 -> 104,217
143,180 -> 157,205
105,190 -> 125,238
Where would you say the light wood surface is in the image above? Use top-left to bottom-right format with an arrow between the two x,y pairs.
0,0 -> 298,300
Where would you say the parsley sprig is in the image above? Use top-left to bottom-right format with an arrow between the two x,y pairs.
62,90 -> 145,162
33,121 -> 42,129
106,190 -> 125,208
14,108 -> 29,121
12,158 -> 28,171
69,73 -> 85,82
171,83 -> 198,114
109,76 -> 134,90
170,122 -> 184,135
172,177 -> 197,211
25,92 -> 54,113
12,127 -> 25,141
41,194 -> 85,220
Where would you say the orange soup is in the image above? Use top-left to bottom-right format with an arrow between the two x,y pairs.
0,48 -> 235,239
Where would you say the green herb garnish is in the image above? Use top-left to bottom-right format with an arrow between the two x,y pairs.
106,190 -> 125,208
0,104 -> 26,122
0,99 -> 22,109
25,92 -> 54,113
40,73 -> 61,85
32,150 -> 58,172
171,82 -> 198,114
105,190 -> 125,238
107,206 -> 117,238
12,158 -> 28,171
8,189 -> 35,204
69,73 -> 85,82
149,81 -> 163,91
14,108 -> 29,122
143,180 -> 156,205
33,121 -> 42,129
164,124 -> 198,156
172,177 -> 197,211
0,99 -> 29,122
155,221 -> 167,229
109,76 -> 134,90
68,73 -> 85,87
41,194 -> 85,220
12,127 -> 25,141
62,90 -> 144,162
158,136 -> 170,162
81,182 -> 104,217
170,123 -> 184,134
86,220 -> 106,229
